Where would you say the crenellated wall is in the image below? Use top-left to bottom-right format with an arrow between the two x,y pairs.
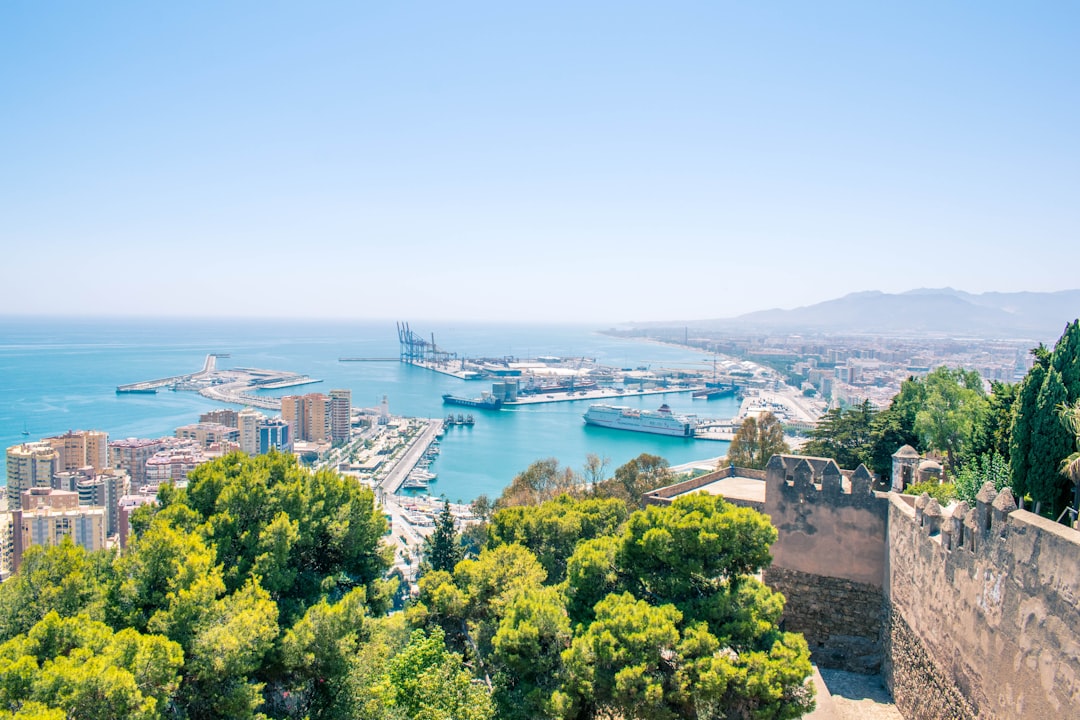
655,452 -> 1080,715
885,486 -> 1080,720
761,455 -> 889,672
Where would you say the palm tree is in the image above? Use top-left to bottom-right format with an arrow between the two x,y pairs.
1057,400 -> 1080,525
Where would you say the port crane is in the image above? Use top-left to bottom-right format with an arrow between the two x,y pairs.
396,322 -> 458,364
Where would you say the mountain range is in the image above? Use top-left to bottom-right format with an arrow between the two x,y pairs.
689,288 -> 1080,340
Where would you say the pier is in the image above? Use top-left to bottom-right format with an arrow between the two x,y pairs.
119,355 -> 320,410
378,419 -> 443,495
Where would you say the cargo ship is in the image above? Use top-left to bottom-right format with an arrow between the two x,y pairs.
442,393 -> 503,410
520,379 -> 599,395
583,403 -> 695,437
692,384 -> 738,400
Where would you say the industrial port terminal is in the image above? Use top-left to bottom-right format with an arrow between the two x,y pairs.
339,322 -> 748,408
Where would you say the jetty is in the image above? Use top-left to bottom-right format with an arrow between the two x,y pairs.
117,354 -> 224,393
119,354 -> 320,410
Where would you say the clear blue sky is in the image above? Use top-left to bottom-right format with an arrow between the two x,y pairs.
2,2 -> 1077,322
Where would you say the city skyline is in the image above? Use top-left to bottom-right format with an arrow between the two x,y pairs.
2,2 -> 1078,322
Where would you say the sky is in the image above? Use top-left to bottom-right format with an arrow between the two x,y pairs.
1,2 -> 1078,323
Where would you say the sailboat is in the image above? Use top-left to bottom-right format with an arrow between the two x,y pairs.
21,422 -> 30,436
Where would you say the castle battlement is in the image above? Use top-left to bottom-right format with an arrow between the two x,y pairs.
887,481 -> 1080,719
766,453 -> 880,508
654,450 -> 1080,717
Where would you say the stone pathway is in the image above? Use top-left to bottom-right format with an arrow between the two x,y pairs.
807,667 -> 905,720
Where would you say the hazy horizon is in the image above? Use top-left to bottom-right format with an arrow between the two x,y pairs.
1,285 -> 1078,328
3,3 -> 1078,322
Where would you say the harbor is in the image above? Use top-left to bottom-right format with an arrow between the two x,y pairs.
17,319 -> 776,504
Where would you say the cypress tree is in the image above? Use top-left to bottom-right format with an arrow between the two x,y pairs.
423,500 -> 464,573
1010,355 -> 1049,501
1027,368 -> 1074,517
1052,319 -> 1080,402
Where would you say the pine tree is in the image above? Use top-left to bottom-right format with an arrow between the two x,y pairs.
423,501 -> 464,574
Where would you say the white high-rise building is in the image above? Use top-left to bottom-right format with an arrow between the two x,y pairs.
329,389 -> 352,443
6,442 -> 60,511
238,408 -> 262,456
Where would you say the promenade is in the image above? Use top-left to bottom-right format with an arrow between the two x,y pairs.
378,419 -> 443,495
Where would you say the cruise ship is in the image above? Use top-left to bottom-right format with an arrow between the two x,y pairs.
582,403 -> 696,437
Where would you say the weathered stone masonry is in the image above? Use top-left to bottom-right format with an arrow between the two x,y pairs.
762,455 -> 887,674
755,454 -> 1080,719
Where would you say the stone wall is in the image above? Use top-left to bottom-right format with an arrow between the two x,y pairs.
761,455 -> 890,672
882,609 -> 976,720
885,488 -> 1080,719
764,565 -> 884,673
650,453 -> 1080,718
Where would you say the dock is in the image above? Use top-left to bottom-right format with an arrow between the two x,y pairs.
503,385 -> 703,406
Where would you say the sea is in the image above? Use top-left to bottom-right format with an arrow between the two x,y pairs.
0,317 -> 735,503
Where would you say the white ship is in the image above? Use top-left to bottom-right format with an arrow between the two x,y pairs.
583,403 -> 695,437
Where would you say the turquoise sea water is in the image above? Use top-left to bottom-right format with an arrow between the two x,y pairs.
0,318 -> 734,502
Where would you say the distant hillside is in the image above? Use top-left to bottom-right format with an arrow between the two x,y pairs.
691,288 -> 1080,340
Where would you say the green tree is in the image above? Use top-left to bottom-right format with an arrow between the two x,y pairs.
107,516 -> 220,634
800,401 -> 876,469
556,590 -> 812,720
558,494 -> 812,720
726,413 -> 789,470
1051,320 -> 1080,400
487,495 -> 627,583
491,585 -> 572,720
422,501 -> 464,574
615,494 -> 777,629
174,452 -> 392,621
591,454 -> 673,507
1010,354 -> 1049,500
953,452 -> 1010,505
556,592 -> 685,720
279,587 -> 371,720
410,544 -> 548,665
1058,399 -> 1080,520
562,536 -> 620,628
0,541 -> 112,644
1027,367 -> 1074,517
867,377 -> 925,479
159,578 -> 279,720
372,628 -> 495,720
497,459 -> 583,508
971,381 -> 1017,462
913,366 -> 988,475
0,612 -> 183,720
